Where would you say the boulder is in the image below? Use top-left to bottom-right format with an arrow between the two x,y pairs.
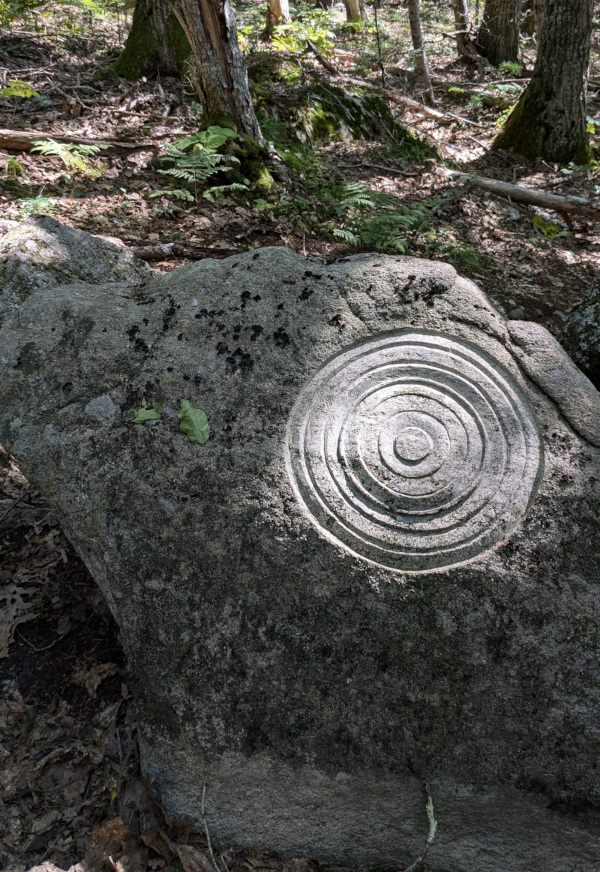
0,215 -> 150,327
562,273 -> 600,391
1,232 -> 600,872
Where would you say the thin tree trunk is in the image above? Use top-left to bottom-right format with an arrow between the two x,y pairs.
266,0 -> 291,37
111,0 -> 190,80
171,0 -> 262,140
477,0 -> 522,65
406,0 -> 434,103
452,0 -> 478,60
344,0 -> 362,22
493,0 -> 593,162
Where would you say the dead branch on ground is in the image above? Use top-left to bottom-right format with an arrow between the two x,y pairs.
438,167 -> 600,220
0,128 -> 155,152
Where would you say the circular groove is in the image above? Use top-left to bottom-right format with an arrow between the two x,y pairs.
286,331 -> 543,573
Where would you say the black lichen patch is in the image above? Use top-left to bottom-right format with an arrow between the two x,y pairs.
14,342 -> 41,374
59,316 -> 95,350
226,348 -> 254,373
162,295 -> 179,332
273,327 -> 290,347
126,324 -> 151,356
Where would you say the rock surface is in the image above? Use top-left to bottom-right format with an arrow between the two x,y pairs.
0,215 -> 150,327
1,234 -> 600,871
507,318 -> 600,446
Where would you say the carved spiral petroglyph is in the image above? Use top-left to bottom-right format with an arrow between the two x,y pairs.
286,332 -> 543,573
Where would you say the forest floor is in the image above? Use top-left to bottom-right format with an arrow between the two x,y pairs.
1,2 -> 600,871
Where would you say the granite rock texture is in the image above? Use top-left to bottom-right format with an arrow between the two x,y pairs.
1,239 -> 600,871
0,215 -> 150,327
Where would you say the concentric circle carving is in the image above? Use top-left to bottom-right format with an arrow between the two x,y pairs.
285,331 -> 543,573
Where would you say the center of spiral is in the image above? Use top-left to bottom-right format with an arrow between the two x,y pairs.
394,426 -> 433,463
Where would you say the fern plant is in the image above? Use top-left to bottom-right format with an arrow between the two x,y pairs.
31,139 -> 108,194
155,125 -> 246,204
333,182 -> 442,253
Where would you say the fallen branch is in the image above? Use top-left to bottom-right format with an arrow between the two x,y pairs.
306,39 -> 340,76
0,128 -> 155,152
342,75 -> 485,127
438,167 -> 600,220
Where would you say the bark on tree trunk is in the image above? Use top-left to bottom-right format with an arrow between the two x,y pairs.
344,0 -> 362,22
493,0 -> 593,162
266,0 -> 291,37
406,0 -> 434,103
533,0 -> 545,31
452,0 -> 479,60
476,0 -> 522,65
111,0 -> 190,80
171,0 -> 262,141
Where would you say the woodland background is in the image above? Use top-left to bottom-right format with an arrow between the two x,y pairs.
1,2 -> 600,871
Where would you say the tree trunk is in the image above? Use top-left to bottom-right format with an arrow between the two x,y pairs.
344,0 -> 362,22
533,0 -> 544,32
266,0 -> 291,37
111,0 -> 190,80
452,0 -> 477,60
477,0 -> 522,65
493,0 -> 593,163
406,0 -> 434,103
171,0 -> 262,140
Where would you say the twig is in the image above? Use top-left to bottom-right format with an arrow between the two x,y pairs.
17,627 -> 64,653
464,132 -> 488,148
201,782 -> 225,872
373,0 -> 386,89
337,160 -> 413,176
0,490 -> 27,523
305,39 -> 340,76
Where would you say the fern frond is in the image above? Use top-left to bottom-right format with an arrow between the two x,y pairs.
149,188 -> 194,201
203,182 -> 248,202
333,227 -> 359,245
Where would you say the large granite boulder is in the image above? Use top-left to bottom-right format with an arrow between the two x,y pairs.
1,236 -> 600,871
0,215 -> 150,327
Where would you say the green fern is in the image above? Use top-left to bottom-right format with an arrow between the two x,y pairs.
203,182 -> 249,202
157,126 -> 241,202
333,227 -> 360,245
149,188 -> 195,202
159,148 -> 239,185
340,181 -> 395,210
334,182 -> 442,252
31,138 -> 108,180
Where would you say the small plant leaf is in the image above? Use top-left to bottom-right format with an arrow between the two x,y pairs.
0,79 -> 40,99
178,400 -> 210,444
133,399 -> 162,423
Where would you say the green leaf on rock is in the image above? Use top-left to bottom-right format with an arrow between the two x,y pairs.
178,400 -> 210,444
133,398 -> 162,423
